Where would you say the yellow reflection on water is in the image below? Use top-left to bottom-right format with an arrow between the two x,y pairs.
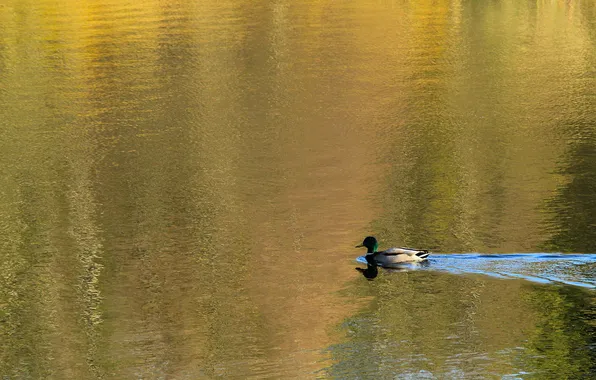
0,0 -> 594,378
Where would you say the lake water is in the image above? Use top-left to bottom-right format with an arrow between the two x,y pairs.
1,0 -> 595,378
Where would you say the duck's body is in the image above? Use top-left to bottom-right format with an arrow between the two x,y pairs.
356,236 -> 430,267
368,247 -> 430,266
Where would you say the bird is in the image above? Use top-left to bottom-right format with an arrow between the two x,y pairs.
356,236 -> 430,267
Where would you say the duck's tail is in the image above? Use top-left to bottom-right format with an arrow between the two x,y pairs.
415,250 -> 430,260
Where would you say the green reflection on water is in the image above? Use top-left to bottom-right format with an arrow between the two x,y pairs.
521,285 -> 596,379
543,124 -> 596,253
326,274 -> 596,378
326,273 -> 530,378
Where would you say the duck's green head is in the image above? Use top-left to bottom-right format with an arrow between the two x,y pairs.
355,236 -> 378,254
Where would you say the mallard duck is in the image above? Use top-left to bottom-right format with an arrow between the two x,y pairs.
356,236 -> 430,266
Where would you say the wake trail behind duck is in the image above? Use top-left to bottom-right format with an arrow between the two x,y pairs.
356,253 -> 596,289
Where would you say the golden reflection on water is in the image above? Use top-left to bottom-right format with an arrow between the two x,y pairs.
0,0 -> 595,378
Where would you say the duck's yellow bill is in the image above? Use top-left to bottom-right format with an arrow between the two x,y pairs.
355,244 -> 364,248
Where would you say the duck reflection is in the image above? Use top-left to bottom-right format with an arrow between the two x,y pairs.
355,254 -> 379,279
355,255 -> 431,280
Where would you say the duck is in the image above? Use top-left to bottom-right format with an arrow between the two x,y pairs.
356,236 -> 430,267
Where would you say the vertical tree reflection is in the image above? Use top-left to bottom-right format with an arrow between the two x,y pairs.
520,285 -> 596,378
543,124 -> 596,253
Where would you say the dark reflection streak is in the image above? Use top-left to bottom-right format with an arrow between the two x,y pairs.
542,124 -> 596,253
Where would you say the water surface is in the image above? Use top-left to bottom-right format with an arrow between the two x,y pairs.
1,0 -> 595,378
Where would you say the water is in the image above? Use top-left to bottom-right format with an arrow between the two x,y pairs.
1,0 -> 595,378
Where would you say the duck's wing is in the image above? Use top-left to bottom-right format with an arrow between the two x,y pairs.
382,247 -> 430,259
